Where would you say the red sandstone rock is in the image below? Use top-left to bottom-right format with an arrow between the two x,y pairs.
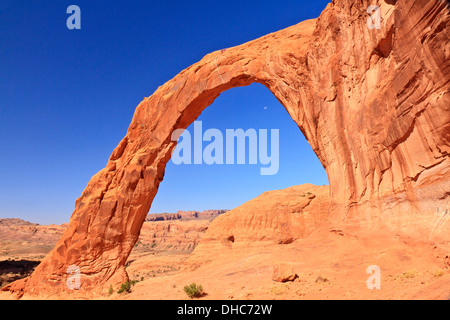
272,263 -> 297,283
137,220 -> 209,252
186,184 -> 329,268
194,184 -> 329,246
4,0 -> 449,297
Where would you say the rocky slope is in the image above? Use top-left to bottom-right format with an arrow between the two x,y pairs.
134,220 -> 210,252
0,217 -> 218,291
4,0 -> 449,297
0,219 -> 66,245
0,215 -> 222,260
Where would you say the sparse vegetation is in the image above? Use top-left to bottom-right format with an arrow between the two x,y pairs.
117,281 -> 131,294
184,283 -> 204,299
108,285 -> 114,296
403,270 -> 418,279
397,270 -> 418,280
117,279 -> 139,294
432,270 -> 445,278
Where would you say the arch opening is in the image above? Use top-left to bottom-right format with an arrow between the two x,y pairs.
124,83 -> 329,269
149,83 -> 329,216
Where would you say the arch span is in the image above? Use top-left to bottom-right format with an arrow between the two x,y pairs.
5,0 -> 450,296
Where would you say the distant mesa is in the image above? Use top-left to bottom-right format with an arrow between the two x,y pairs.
0,218 -> 39,227
145,210 -> 229,222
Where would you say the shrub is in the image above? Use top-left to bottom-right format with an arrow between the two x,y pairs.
396,270 -> 418,280
433,270 -> 444,278
184,283 -> 204,299
402,270 -> 417,279
117,280 -> 139,294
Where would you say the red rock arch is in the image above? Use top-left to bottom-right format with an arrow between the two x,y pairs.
5,0 -> 449,297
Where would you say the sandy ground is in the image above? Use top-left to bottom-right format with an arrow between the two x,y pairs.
111,225 -> 450,300
1,219 -> 449,300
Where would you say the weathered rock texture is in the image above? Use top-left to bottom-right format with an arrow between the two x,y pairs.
136,220 -> 209,252
185,184 -> 330,268
272,262 -> 298,283
196,184 -> 329,246
4,0 -> 449,297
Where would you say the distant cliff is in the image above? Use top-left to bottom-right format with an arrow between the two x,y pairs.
145,210 -> 228,222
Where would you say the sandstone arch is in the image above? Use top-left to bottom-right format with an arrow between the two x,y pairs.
5,0 -> 449,297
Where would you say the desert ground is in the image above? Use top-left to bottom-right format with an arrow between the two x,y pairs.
1,184 -> 449,300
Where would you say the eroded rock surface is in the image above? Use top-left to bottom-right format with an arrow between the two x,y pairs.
4,0 -> 449,297
186,184 -> 330,269
194,184 -> 329,246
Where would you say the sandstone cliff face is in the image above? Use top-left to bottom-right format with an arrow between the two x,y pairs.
5,0 -> 449,297
145,210 -> 227,222
137,220 -> 209,252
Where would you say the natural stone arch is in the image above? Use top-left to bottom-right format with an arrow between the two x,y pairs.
5,0 -> 449,297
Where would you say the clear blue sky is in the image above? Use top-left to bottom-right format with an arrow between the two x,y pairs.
0,0 -> 330,225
